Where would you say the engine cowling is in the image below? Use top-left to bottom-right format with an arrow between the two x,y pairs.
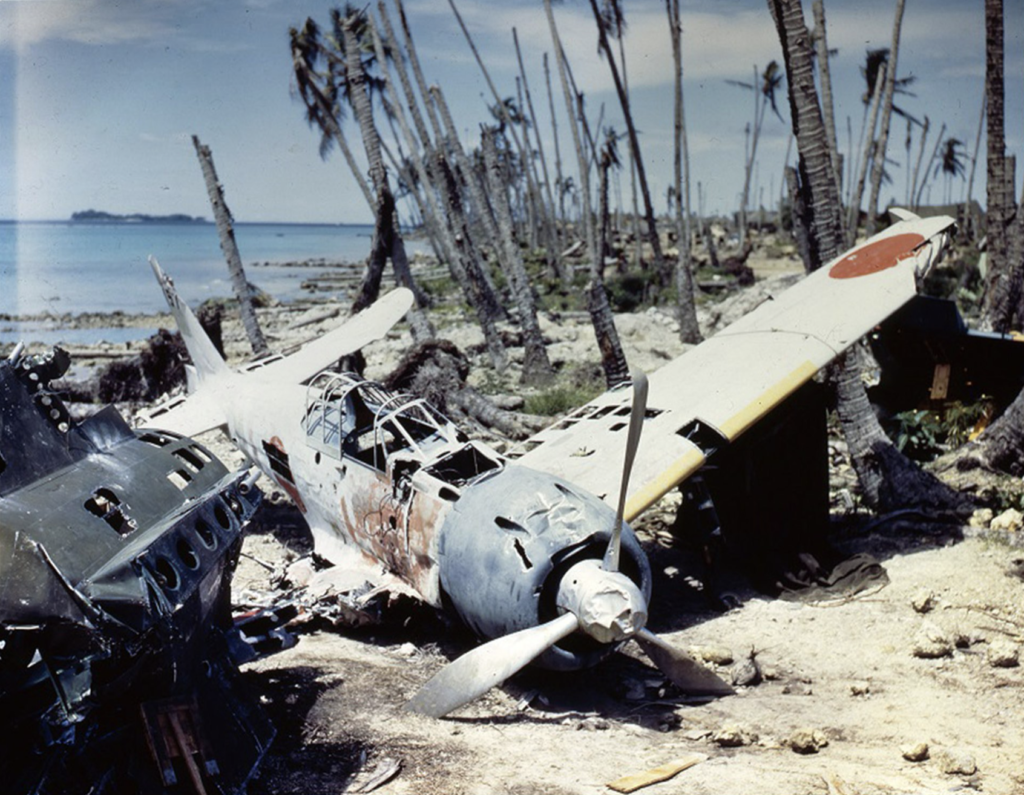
436,464 -> 651,671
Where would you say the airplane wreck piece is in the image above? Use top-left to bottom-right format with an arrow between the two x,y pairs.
0,345 -> 272,794
145,212 -> 955,718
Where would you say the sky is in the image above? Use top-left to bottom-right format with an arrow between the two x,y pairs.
2,0 -> 1022,225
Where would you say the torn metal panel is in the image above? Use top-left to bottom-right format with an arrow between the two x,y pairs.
0,346 -> 272,794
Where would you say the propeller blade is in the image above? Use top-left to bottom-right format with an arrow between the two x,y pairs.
405,612 -> 579,718
604,371 -> 649,572
635,629 -> 734,696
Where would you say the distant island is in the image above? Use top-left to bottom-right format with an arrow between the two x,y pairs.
70,209 -> 209,224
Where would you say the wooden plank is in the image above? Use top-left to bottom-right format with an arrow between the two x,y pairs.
605,754 -> 705,793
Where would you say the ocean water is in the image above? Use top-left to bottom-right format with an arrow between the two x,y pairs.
0,221 -> 422,345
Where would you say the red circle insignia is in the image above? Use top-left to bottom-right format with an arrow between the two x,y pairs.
829,233 -> 925,279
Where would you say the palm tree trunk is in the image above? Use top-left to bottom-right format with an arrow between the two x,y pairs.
909,115 -> 931,210
191,135 -> 267,357
865,0 -> 907,238
513,27 -> 563,281
370,10 -> 506,349
339,14 -> 430,335
481,128 -> 554,385
585,0 -> 669,286
811,0 -> 843,205
982,0 -> 1012,331
963,95 -> 986,223
846,66 -> 885,246
667,0 -> 702,344
767,0 -> 842,266
544,52 -> 568,238
545,0 -> 597,266
739,67 -> 766,250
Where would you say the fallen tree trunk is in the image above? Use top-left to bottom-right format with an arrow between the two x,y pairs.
384,340 -> 547,440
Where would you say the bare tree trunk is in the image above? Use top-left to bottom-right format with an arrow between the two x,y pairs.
191,135 -> 267,357
739,65 -> 764,250
544,52 -> 568,239
846,66 -> 885,246
909,115 -> 931,211
865,0 -> 906,238
585,0 -> 669,286
513,27 -> 563,282
545,0 -> 597,267
667,0 -> 702,344
963,95 -> 986,227
481,128 -> 554,385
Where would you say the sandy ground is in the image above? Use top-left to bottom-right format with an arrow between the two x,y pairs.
20,249 -> 1024,795
231,497 -> 1024,795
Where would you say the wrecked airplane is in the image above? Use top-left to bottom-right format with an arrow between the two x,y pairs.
0,345 -> 272,794
144,211 -> 955,718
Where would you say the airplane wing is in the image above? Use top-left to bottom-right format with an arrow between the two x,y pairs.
251,287 -> 414,385
140,388 -> 227,439
514,213 -> 955,522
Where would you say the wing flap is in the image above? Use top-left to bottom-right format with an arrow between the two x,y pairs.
517,213 -> 955,519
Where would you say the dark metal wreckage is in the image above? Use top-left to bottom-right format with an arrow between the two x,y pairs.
0,344 -> 272,794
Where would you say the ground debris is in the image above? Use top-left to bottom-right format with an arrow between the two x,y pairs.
912,621 -> 954,659
986,638 -> 1020,667
935,748 -> 977,776
712,723 -> 757,747
344,755 -> 402,793
901,741 -> 930,762
788,728 -> 829,754
605,754 -> 705,793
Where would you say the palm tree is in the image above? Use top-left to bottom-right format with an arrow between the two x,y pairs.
935,137 -> 967,204
366,11 -> 508,367
290,20 -> 374,211
328,7 -> 433,340
480,127 -> 554,385
767,0 -> 962,513
811,0 -> 842,202
666,0 -> 702,344
585,0 -> 670,286
846,61 -> 885,244
727,61 -> 784,248
865,0 -> 908,238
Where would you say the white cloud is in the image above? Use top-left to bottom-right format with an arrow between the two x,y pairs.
4,0 -> 178,48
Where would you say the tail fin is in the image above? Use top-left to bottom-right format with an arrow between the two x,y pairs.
149,255 -> 230,384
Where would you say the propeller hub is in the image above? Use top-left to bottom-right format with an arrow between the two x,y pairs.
555,559 -> 648,644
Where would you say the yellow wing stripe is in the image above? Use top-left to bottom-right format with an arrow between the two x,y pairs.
717,359 -> 820,440
624,447 -> 705,523
622,359 -> 819,521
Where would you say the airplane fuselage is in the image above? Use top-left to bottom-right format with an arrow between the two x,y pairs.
216,368 -> 652,670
